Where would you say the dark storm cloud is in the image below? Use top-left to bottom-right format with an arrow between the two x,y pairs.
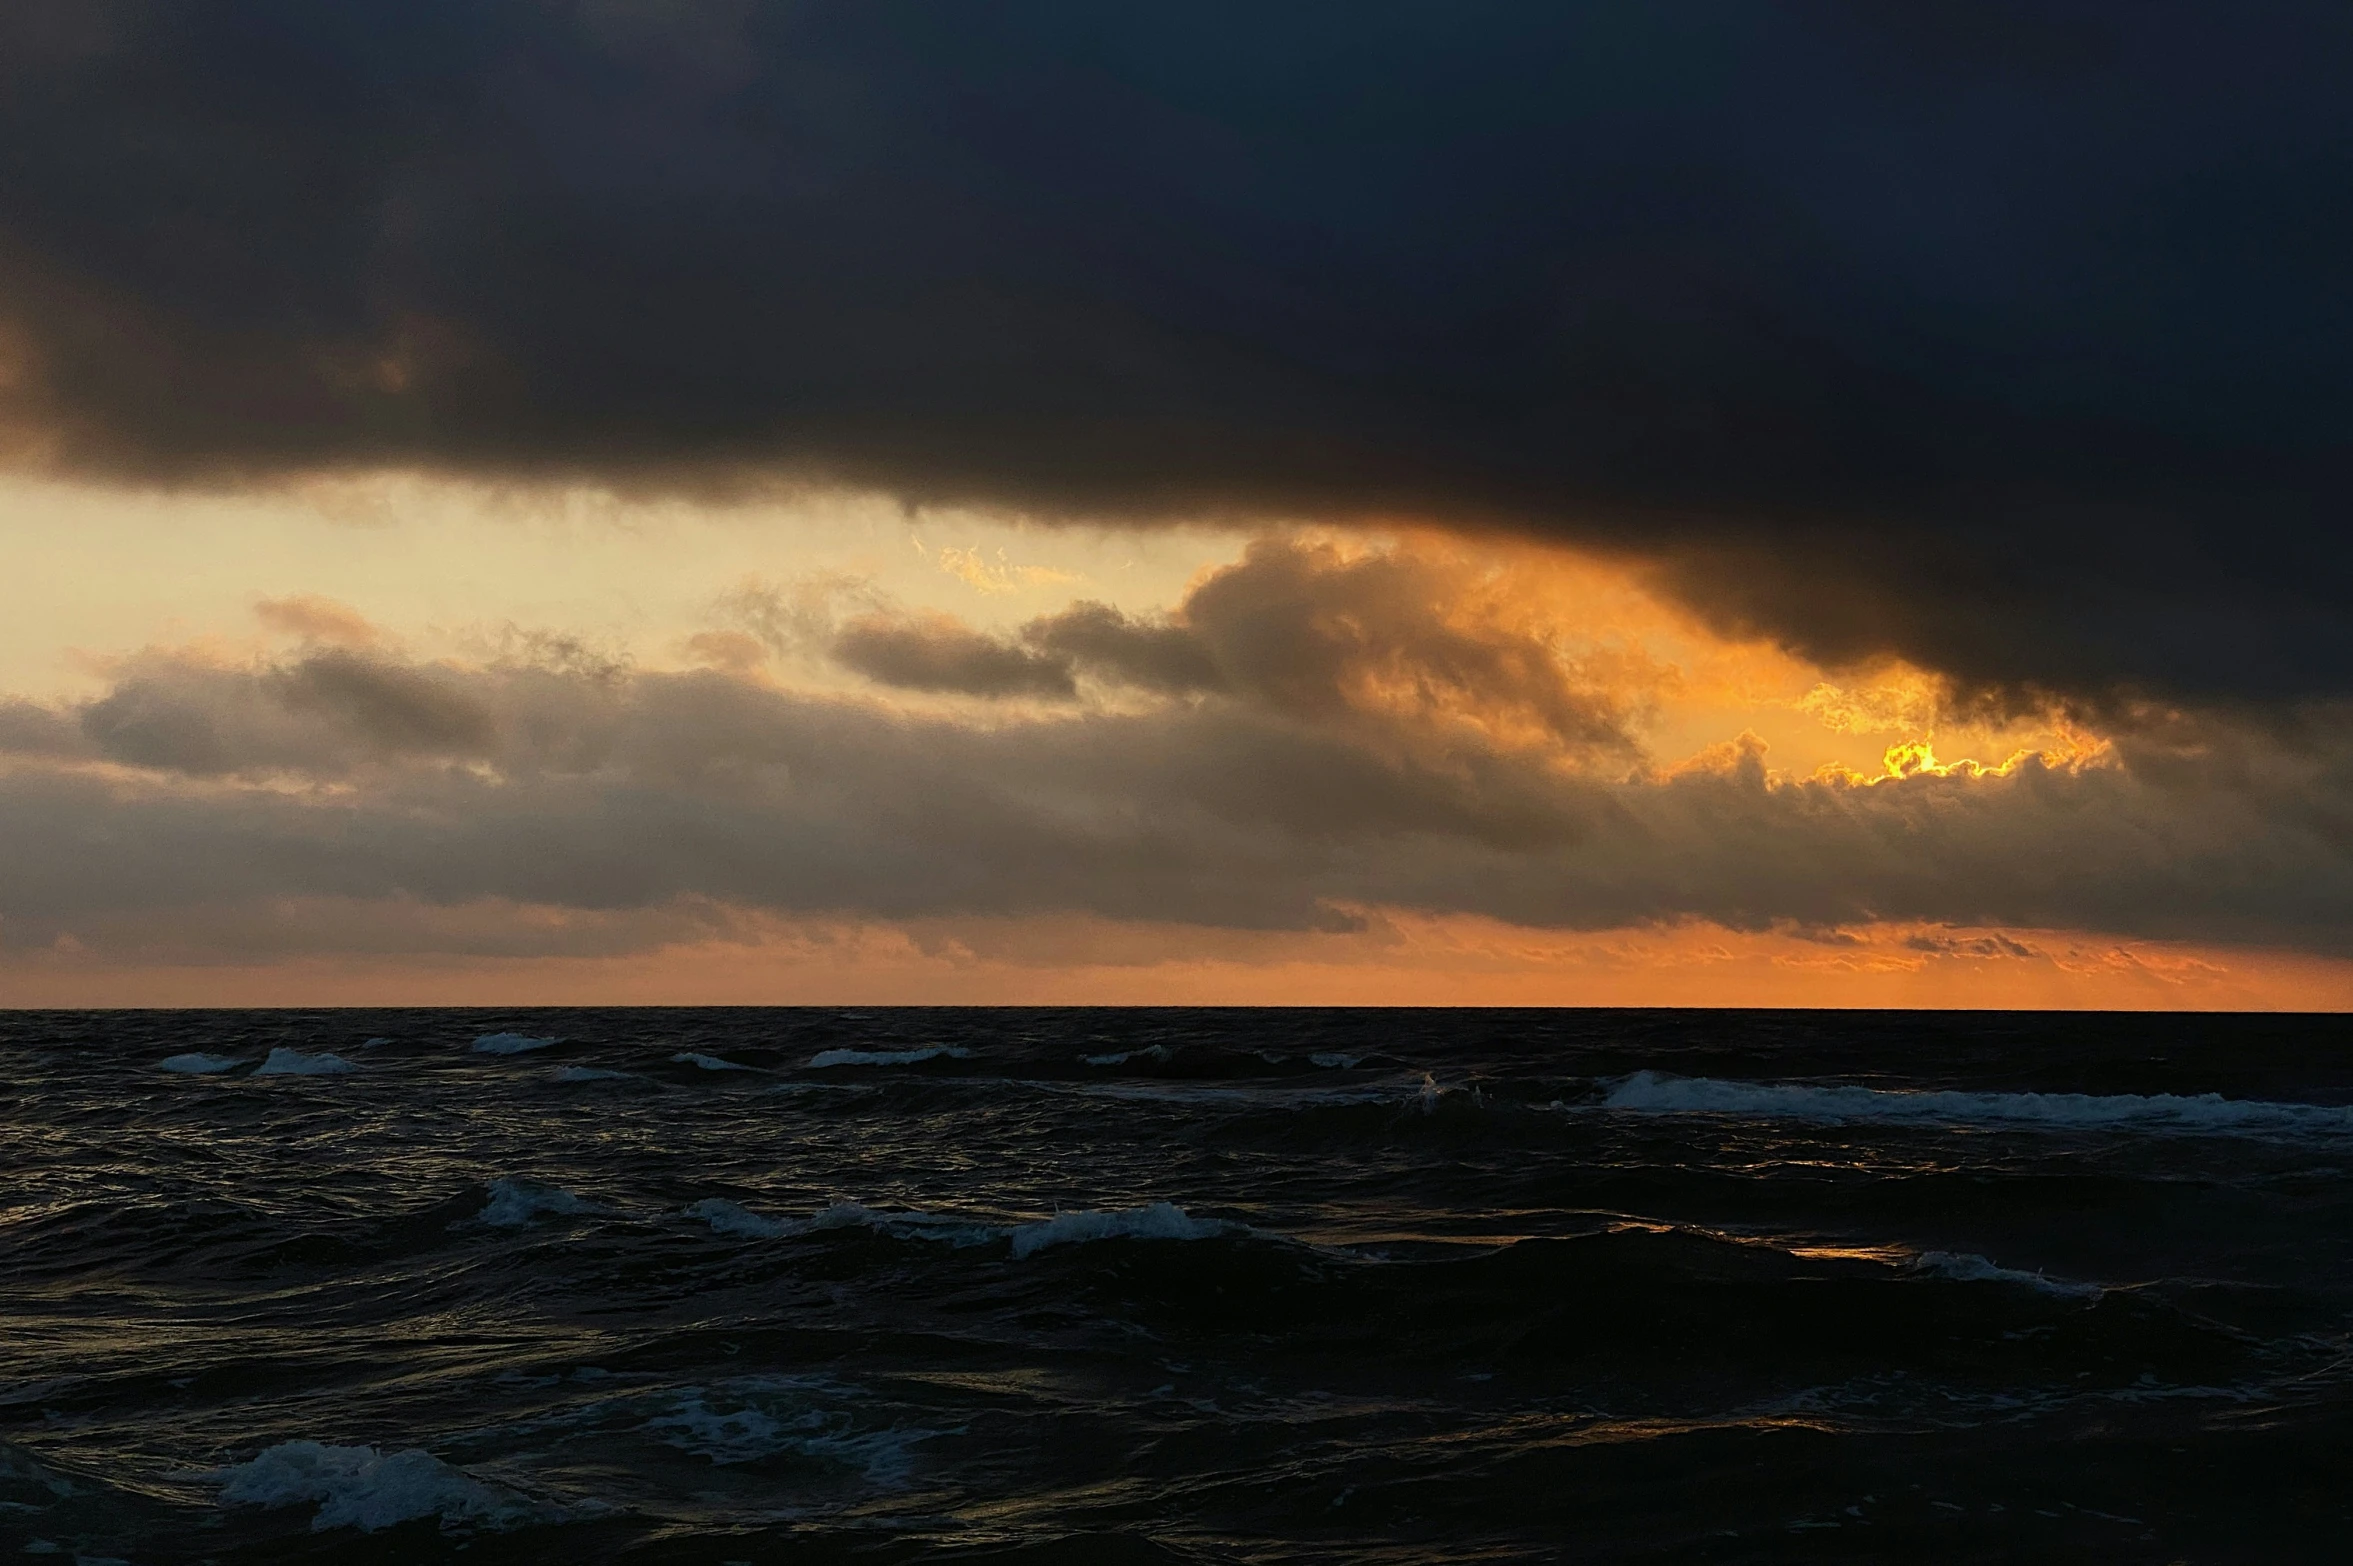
4,2 -> 2353,703
8,645 -> 2353,960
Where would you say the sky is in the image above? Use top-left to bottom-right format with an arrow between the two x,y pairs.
4,1 -> 2353,1007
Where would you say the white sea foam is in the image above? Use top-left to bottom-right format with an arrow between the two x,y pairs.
671,1051 -> 755,1071
472,1033 -> 556,1055
808,1046 -> 972,1069
636,1381 -> 926,1482
1309,1051 -> 1363,1069
1007,1201 -> 1225,1259
807,1202 -> 997,1247
215,1440 -> 538,1532
475,1178 -> 598,1228
1601,1070 -> 2353,1136
1911,1250 -> 2104,1298
685,1198 -> 798,1239
253,1048 -> 356,1077
159,1053 -> 243,1074
551,1065 -> 633,1083
1057,1079 -> 1397,1109
1082,1045 -> 1172,1067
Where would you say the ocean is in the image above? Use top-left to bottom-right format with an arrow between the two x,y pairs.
1,1007 -> 2348,1563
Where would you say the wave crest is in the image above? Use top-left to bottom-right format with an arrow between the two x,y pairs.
1602,1070 -> 2353,1135
216,1441 -> 542,1533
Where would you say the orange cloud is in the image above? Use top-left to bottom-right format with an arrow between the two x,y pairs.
253,594 -> 387,650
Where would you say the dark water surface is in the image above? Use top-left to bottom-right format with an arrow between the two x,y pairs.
3,1008 -> 2351,1563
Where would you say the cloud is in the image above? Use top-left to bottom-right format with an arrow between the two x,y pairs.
832,611 -> 1075,699
4,3 -> 2352,704
253,594 -> 385,649
824,535 -> 1657,762
7,621 -> 2353,965
1023,601 -> 1221,695
72,649 -> 497,775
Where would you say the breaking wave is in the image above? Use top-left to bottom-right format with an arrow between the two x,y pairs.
1007,1202 -> 1226,1259
1602,1070 -> 2353,1136
808,1046 -> 973,1069
253,1047 -> 356,1077
1912,1250 -> 2105,1298
158,1052 -> 243,1074
215,1440 -> 544,1533
643,1386 -> 925,1481
552,1065 -> 633,1083
1083,1045 -> 1173,1067
806,1202 -> 999,1247
472,1033 -> 556,1055
685,1198 -> 797,1239
474,1179 -> 599,1228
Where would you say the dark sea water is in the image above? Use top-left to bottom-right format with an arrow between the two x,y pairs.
3,1009 -> 2352,1564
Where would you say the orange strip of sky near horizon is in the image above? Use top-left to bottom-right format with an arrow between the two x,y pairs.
9,912 -> 2352,1011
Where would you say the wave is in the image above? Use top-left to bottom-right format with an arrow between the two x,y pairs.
1911,1250 -> 2104,1298
642,1387 -> 924,1481
471,1032 -> 556,1055
1054,1080 -> 1401,1109
671,1051 -> 755,1072
474,1178 -> 599,1228
806,1201 -> 999,1247
1601,1070 -> 2353,1135
685,1197 -> 797,1239
711,1198 -> 1229,1258
1083,1045 -> 1173,1067
808,1046 -> 973,1069
551,1065 -> 633,1083
1008,1202 -> 1225,1259
252,1047 -> 356,1077
159,1052 -> 243,1074
215,1440 -> 546,1533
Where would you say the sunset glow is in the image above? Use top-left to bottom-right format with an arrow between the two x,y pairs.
1,474 -> 2339,1009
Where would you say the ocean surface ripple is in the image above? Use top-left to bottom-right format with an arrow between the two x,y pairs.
2,1007 -> 2350,1563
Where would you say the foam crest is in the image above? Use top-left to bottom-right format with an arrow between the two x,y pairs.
1602,1070 -> 2353,1136
1008,1201 -> 1224,1259
472,1033 -> 556,1055
475,1178 -> 599,1228
1083,1045 -> 1173,1067
252,1048 -> 356,1077
552,1065 -> 632,1083
808,1046 -> 972,1069
685,1198 -> 797,1239
1911,1250 -> 2104,1299
807,1202 -> 997,1247
800,1044 -> 964,1067
671,1051 -> 754,1071
641,1389 -> 920,1481
215,1440 -> 538,1533
158,1053 -> 243,1074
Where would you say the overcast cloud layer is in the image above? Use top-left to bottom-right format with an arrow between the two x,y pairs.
5,2 -> 2352,705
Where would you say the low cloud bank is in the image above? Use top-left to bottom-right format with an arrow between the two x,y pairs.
4,572 -> 2351,964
